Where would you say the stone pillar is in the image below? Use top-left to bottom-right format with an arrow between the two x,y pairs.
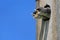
34,0 -> 57,40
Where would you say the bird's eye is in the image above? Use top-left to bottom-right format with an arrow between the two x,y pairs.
36,8 -> 41,11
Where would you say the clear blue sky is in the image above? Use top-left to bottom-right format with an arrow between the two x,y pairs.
0,0 -> 36,40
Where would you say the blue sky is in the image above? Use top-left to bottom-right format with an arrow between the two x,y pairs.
0,0 -> 36,40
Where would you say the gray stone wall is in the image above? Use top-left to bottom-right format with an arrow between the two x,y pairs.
56,0 -> 60,40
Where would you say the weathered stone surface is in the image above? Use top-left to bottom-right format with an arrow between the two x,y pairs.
36,0 -> 57,40
56,0 -> 60,40
35,0 -> 57,40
